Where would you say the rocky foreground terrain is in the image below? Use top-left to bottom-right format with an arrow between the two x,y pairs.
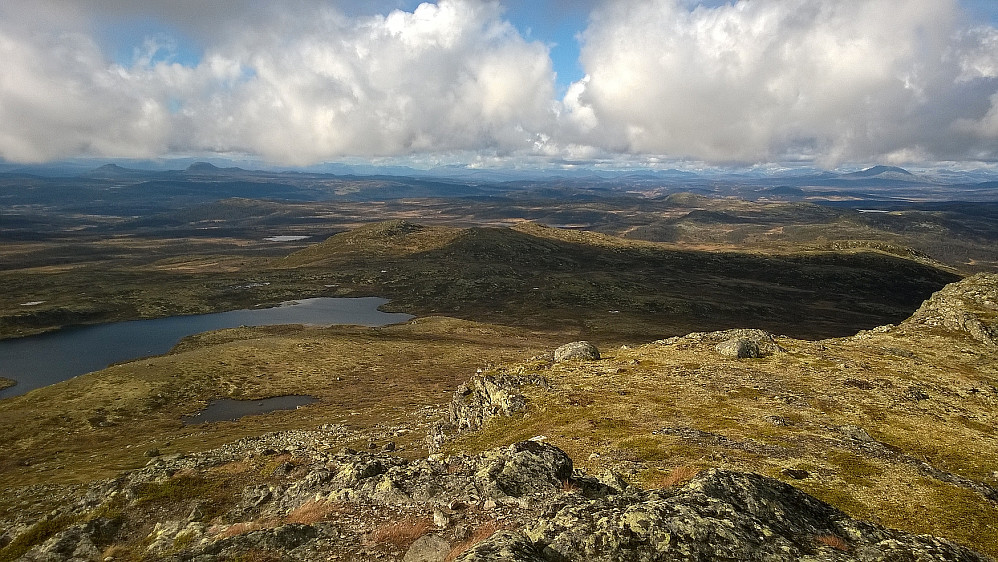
1,273 -> 996,561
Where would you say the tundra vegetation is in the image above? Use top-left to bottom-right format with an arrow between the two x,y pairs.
0,168 -> 996,560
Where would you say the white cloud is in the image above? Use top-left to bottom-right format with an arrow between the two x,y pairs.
1,0 -> 998,167
0,0 -> 557,164
564,0 -> 998,166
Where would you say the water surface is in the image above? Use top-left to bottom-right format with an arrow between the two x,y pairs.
0,297 -> 412,399
182,395 -> 319,424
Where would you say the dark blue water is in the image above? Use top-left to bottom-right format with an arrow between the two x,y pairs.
182,395 -> 319,425
0,297 -> 412,399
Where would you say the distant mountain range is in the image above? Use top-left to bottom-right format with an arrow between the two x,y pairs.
1,159 -> 995,184
2,161 -> 997,204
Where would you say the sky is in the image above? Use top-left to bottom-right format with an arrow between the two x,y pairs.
2,0 -> 998,171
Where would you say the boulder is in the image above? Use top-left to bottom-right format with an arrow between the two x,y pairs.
554,341 -> 600,362
403,533 -> 452,562
716,337 -> 761,358
476,441 -> 574,499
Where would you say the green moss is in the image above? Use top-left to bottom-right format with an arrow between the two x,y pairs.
826,451 -> 880,483
618,436 -> 668,462
878,479 -> 998,558
0,514 -> 80,562
134,474 -> 214,505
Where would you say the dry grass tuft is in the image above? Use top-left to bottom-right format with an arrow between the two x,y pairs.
216,521 -> 268,539
561,478 -> 581,493
445,520 -> 501,562
285,500 -> 347,525
815,534 -> 850,551
659,465 -> 701,488
366,516 -> 433,549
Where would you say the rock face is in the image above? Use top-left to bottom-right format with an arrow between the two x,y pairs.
4,437 -> 988,562
458,469 -> 987,562
553,341 -> 600,362
907,273 -> 998,347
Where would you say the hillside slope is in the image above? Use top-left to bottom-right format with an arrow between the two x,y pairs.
277,220 -> 961,340
1,275 -> 995,560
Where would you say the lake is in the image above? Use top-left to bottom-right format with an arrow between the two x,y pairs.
0,297 -> 412,399
182,395 -> 320,425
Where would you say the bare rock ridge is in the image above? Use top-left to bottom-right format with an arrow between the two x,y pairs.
8,439 -> 988,561
906,272 -> 998,347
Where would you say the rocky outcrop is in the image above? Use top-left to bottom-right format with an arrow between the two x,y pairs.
657,328 -> 785,356
18,517 -> 122,562
3,437 -> 989,562
715,337 -> 760,358
448,374 -> 550,433
906,273 -> 998,347
458,469 -> 988,562
553,341 -> 600,362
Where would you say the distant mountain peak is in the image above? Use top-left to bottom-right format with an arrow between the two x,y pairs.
82,163 -> 142,178
186,162 -> 220,172
847,165 -> 914,178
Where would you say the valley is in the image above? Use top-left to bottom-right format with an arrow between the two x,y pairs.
1,165 -> 997,560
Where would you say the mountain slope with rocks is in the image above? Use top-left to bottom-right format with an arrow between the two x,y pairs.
1,275 -> 996,561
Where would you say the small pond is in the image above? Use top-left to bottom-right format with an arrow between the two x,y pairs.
0,297 -> 412,399
182,395 -> 319,424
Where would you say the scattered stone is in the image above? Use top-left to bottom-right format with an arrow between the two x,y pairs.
906,386 -> 931,402
553,341 -> 600,362
403,533 -> 451,562
765,415 -> 794,427
844,378 -> 876,390
782,468 -> 810,480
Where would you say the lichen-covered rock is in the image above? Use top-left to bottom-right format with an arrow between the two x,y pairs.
449,375 -> 549,432
715,337 -> 760,358
475,441 -> 574,499
456,530 -> 547,561
907,273 -> 998,346
658,328 -> 784,356
554,341 -> 600,362
198,523 -> 321,558
403,533 -> 451,562
458,470 -> 986,562
7,433 -> 991,562
19,517 -> 122,562
459,470 -> 988,562
145,520 -> 207,555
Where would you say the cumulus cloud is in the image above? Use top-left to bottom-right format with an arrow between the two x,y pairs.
0,0 -> 556,164
1,0 -> 998,167
564,0 -> 998,166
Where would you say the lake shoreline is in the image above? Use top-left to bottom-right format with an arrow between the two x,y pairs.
0,297 -> 412,400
